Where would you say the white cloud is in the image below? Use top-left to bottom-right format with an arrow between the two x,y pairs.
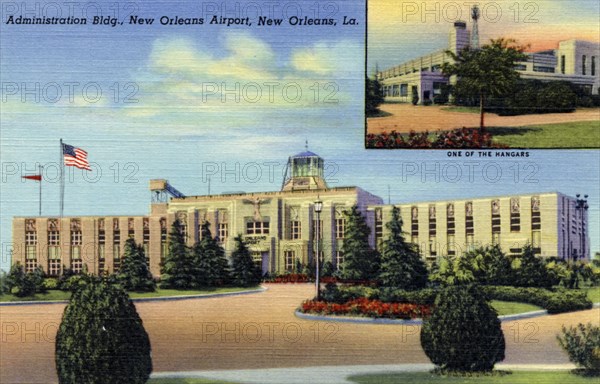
291,41 -> 362,76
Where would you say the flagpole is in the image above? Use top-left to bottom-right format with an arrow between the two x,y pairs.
60,139 -> 64,217
39,164 -> 43,216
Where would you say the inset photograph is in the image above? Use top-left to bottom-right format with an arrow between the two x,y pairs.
367,0 -> 600,149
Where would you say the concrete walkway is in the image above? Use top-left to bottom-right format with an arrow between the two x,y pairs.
367,104 -> 600,134
151,363 -> 577,384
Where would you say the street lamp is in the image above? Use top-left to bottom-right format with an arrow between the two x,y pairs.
575,194 -> 589,261
314,198 -> 323,301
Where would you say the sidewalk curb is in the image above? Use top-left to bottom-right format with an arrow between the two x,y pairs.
295,304 -> 600,325
0,286 -> 267,307
295,310 -> 423,325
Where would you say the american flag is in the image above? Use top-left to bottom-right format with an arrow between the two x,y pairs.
62,143 -> 91,171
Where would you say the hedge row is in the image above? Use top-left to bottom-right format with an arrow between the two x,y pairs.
482,286 -> 592,314
321,284 -> 437,305
323,284 -> 592,314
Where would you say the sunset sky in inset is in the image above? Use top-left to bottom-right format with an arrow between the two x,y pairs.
368,0 -> 600,71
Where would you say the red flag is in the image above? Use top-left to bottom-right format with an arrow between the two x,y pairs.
22,175 -> 42,181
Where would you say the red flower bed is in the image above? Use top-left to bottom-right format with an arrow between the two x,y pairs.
366,128 -> 508,149
300,297 -> 431,319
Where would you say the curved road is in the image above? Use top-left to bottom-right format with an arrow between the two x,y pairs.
1,284 -> 598,383
367,104 -> 600,134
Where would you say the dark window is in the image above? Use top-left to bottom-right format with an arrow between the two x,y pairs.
533,66 -> 555,73
532,211 -> 541,230
510,212 -> 521,232
492,214 -> 501,233
561,55 -> 565,74
246,221 -> 270,235
411,207 -> 418,236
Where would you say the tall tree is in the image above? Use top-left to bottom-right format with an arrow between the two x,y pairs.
512,244 -> 550,288
379,206 -> 428,290
160,220 -> 195,289
339,205 -> 380,280
442,38 -> 528,130
117,238 -> 156,292
192,222 -> 230,287
366,75 -> 384,117
230,235 -> 261,287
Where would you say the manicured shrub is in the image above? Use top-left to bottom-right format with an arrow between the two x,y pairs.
55,276 -> 152,384
6,263 -> 39,297
482,285 -> 592,314
557,323 -> 600,372
420,284 -> 505,372
488,80 -> 577,116
378,287 -> 437,305
43,278 -> 60,290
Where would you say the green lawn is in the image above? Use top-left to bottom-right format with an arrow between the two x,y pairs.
441,106 -> 480,114
489,300 -> 542,316
0,289 -> 71,302
349,371 -> 599,384
0,286 -> 259,303
149,379 -> 236,384
488,121 -> 600,148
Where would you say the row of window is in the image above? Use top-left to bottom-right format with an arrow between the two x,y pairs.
560,55 -> 597,76
410,210 -> 535,236
283,250 -> 345,272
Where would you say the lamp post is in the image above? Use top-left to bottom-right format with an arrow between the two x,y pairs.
314,198 -> 323,301
575,194 -> 589,261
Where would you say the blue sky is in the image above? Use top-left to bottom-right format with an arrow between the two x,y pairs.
1,0 -> 599,271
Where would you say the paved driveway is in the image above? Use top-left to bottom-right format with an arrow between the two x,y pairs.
367,104 -> 600,134
1,284 -> 598,383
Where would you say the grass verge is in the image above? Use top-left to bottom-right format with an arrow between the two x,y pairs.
348,371 -> 599,384
441,106 -> 480,114
489,300 -> 543,316
488,121 -> 600,148
0,286 -> 259,303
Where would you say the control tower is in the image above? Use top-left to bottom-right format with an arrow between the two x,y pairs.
281,146 -> 328,192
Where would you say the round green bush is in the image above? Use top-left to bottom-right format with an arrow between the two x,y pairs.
420,284 -> 505,372
557,323 -> 600,372
55,276 -> 152,383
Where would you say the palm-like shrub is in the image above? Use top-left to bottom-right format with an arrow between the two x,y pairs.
557,323 -> 600,372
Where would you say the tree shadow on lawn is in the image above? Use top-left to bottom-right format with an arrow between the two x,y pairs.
485,126 -> 543,137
